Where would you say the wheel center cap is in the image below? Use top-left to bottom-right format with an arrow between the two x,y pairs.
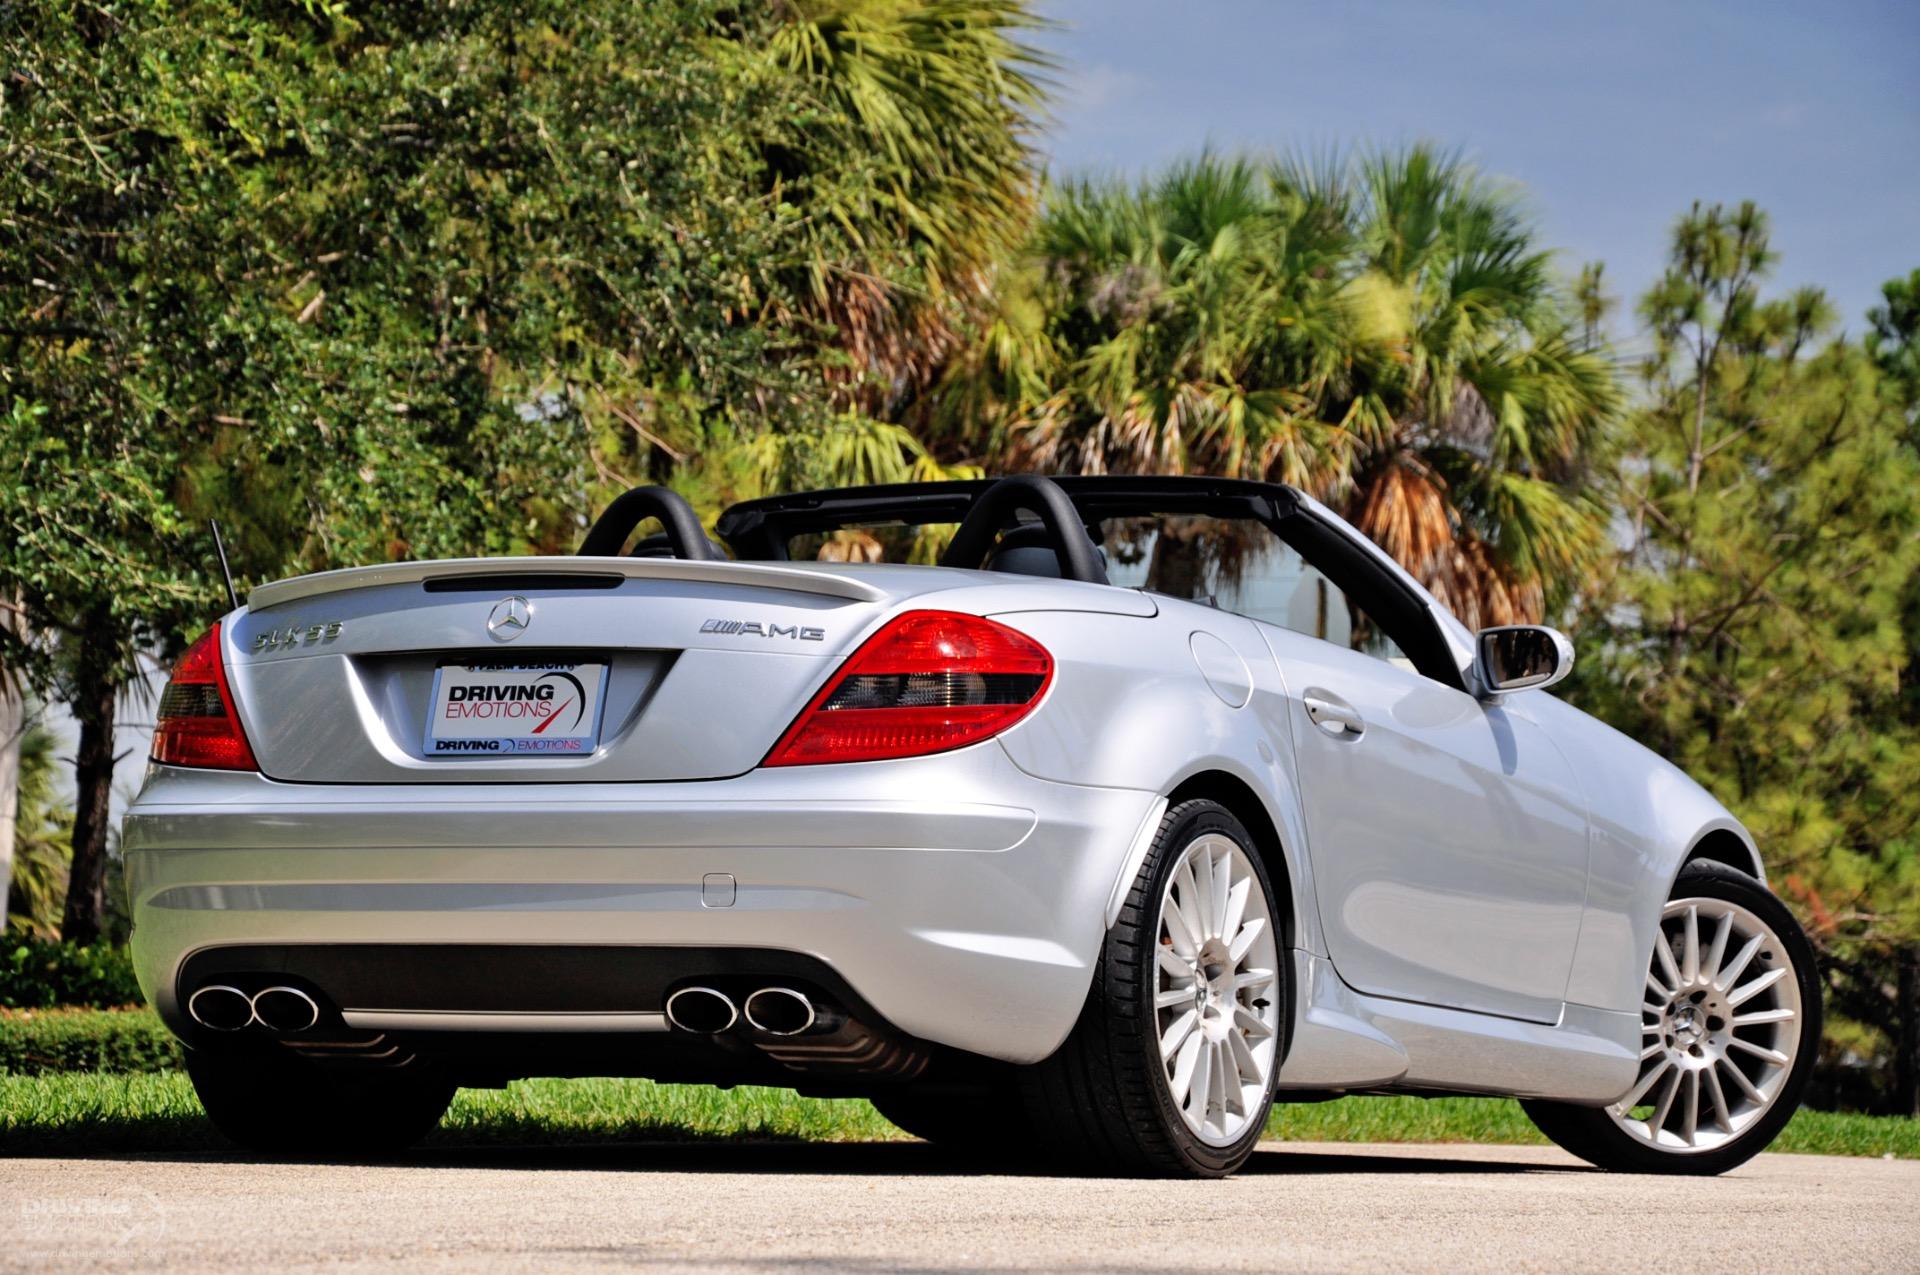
1671,1005 -> 1702,1042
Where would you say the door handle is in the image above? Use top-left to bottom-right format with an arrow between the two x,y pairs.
1303,688 -> 1365,739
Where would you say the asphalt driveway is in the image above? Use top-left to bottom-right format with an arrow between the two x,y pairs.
4,1140 -> 1915,1273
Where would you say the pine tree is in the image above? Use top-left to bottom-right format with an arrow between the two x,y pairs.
1574,205 -> 1920,1112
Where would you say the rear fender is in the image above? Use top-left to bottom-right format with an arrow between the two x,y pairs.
991,607 -> 1324,959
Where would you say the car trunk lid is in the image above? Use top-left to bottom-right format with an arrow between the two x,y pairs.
225,558 -> 887,783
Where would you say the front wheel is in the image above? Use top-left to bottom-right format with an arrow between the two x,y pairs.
1019,799 -> 1286,1177
186,1045 -> 456,1156
1523,859 -> 1820,1175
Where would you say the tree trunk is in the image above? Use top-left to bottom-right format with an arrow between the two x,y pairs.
0,596 -> 25,928
1898,945 -> 1920,1119
60,613 -> 119,946
0,666 -> 20,927
1145,527 -> 1208,603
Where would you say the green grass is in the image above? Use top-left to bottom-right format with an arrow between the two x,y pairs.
1270,1094 -> 1920,1158
3,1070 -> 1914,1160
0,1072 -> 903,1156
1273,1094 -> 1548,1146
440,1076 -> 905,1146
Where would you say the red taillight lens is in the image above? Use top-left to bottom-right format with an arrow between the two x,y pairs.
763,610 -> 1053,767
151,622 -> 258,771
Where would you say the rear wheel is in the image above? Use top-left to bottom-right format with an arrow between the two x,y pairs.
1019,799 -> 1285,1177
186,1045 -> 455,1156
1522,860 -> 1820,1175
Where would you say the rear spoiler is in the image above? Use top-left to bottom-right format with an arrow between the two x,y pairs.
247,556 -> 888,612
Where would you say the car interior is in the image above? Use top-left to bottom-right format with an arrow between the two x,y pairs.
579,475 -> 1464,688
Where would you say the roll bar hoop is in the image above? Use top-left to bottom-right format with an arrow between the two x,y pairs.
577,485 -> 720,561
939,475 -> 1109,585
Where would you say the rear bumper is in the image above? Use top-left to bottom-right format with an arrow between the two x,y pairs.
124,745 -> 1159,1064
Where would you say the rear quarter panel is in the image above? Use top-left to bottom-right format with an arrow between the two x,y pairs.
989,603 -> 1325,958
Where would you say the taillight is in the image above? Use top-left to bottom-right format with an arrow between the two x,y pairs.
763,610 -> 1053,767
151,622 -> 258,771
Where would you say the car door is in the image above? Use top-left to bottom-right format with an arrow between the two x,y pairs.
1258,609 -> 1591,1025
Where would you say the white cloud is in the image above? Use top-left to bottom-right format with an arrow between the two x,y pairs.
1060,63 -> 1149,113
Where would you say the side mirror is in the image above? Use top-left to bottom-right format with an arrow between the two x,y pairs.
1475,625 -> 1574,695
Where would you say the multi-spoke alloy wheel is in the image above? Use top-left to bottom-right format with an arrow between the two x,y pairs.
1614,896 -> 1801,1153
1018,798 -> 1286,1177
1522,859 -> 1820,1175
1153,833 -> 1281,1146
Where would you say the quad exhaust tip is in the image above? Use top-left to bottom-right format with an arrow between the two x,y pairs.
251,986 -> 320,1034
185,984 -> 320,1034
664,986 -> 738,1034
186,984 -> 255,1032
743,987 -> 816,1036
665,985 -> 817,1035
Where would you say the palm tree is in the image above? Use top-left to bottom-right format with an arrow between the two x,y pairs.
964,146 -> 1621,625
6,725 -> 71,938
990,155 -> 1363,490
764,0 -> 1051,414
585,2 -> 1049,525
1336,147 -> 1621,626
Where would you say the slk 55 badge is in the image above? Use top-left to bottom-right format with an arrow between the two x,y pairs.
251,621 -> 344,653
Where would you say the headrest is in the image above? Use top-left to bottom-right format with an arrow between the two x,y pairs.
985,522 -> 1107,579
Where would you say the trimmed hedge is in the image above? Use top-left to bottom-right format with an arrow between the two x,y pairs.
0,940 -> 143,1009
0,1008 -> 182,1076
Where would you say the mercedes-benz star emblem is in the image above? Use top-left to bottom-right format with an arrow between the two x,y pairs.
486,595 -> 533,642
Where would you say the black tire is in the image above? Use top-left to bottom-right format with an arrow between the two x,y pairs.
186,1045 -> 456,1156
1015,799 -> 1286,1177
1522,859 -> 1821,1175
869,1089 -> 1014,1155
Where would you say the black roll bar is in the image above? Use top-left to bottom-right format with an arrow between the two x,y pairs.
939,475 -> 1109,585
576,485 -> 721,561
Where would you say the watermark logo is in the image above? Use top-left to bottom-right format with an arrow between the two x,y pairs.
18,1187 -> 167,1246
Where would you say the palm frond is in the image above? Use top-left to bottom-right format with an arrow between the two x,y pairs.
946,144 -> 1622,620
7,725 -> 72,938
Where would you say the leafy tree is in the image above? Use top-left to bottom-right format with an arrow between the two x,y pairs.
1863,273 -> 1920,1110
1574,262 -> 1614,348
1867,267 -> 1920,421
765,0 -> 1050,417
0,400 -> 205,943
1,0 -> 1050,938
955,148 -> 1620,625
2,0 -> 780,938
1574,203 -> 1920,1113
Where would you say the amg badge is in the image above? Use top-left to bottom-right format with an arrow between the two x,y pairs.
700,618 -> 826,641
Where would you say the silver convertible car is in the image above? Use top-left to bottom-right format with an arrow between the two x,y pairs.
127,475 -> 1818,1176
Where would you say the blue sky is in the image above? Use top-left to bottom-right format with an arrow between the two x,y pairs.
1033,0 -> 1919,333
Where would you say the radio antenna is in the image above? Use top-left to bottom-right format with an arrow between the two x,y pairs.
210,519 -> 241,612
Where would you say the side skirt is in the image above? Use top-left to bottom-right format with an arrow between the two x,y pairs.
1275,950 -> 1639,1104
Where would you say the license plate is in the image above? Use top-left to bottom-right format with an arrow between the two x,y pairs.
425,661 -> 609,757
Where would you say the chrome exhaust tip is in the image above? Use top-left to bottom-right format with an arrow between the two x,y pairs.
664,986 -> 738,1034
743,987 -> 816,1036
251,986 -> 321,1034
186,984 -> 255,1032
